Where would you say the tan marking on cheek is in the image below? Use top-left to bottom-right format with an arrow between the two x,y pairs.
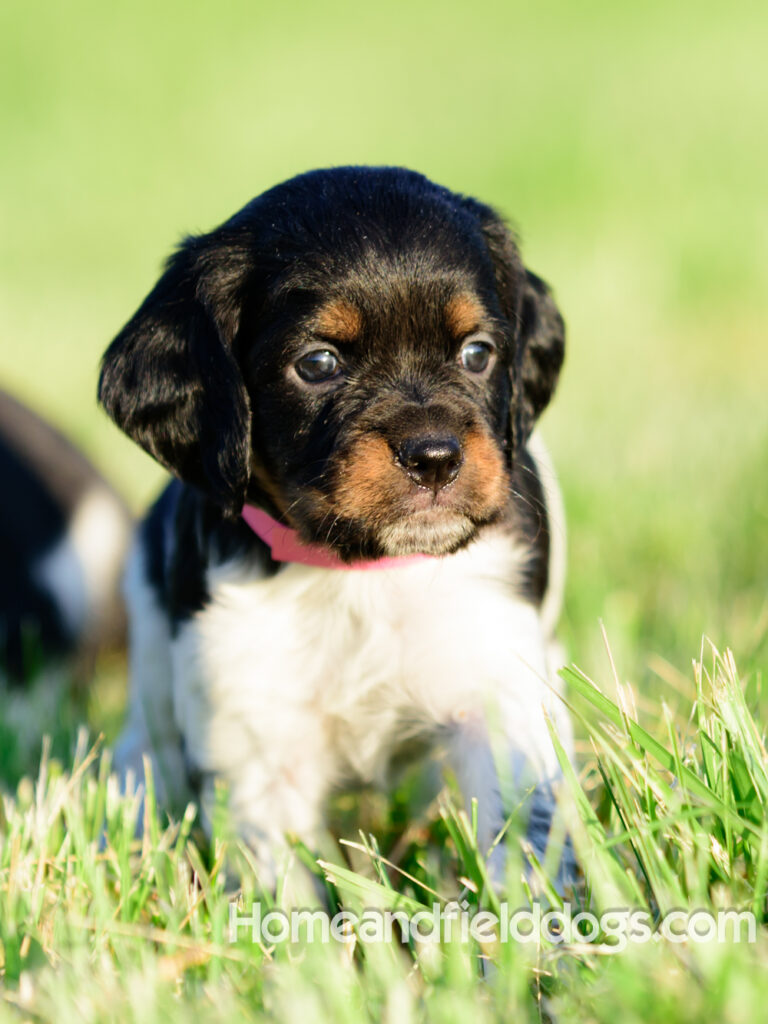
334,435 -> 403,520
462,430 -> 509,513
314,300 -> 363,342
445,293 -> 485,338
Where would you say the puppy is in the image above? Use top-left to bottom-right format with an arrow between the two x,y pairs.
0,388 -> 132,682
99,167 -> 574,884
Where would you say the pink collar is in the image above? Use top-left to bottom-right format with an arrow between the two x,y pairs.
242,505 -> 432,570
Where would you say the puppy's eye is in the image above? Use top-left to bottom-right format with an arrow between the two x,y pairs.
295,349 -> 341,383
459,339 -> 494,374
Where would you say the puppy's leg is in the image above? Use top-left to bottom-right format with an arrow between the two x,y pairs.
192,740 -> 335,895
446,721 -> 573,890
114,541 -> 188,809
196,745 -> 333,893
170,619 -> 336,888
445,714 -> 505,867
443,625 -> 574,890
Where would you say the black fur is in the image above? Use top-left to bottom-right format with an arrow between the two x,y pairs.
140,479 -> 278,630
100,166 -> 564,598
0,390 -> 130,679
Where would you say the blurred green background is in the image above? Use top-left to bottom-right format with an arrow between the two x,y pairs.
1,0 -> 766,693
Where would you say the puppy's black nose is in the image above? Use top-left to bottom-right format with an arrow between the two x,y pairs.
398,436 -> 463,491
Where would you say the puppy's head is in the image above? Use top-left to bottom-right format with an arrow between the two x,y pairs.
100,167 -> 564,560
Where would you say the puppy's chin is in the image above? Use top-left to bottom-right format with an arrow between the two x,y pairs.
376,510 -> 477,557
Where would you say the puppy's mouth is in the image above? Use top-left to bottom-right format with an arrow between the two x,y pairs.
375,506 -> 477,556
303,426 -> 510,559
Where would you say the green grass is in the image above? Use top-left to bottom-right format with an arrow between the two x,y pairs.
2,646 -> 768,1022
1,0 -> 767,1018
2,0 -> 766,676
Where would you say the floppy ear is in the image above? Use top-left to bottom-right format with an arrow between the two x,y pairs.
516,269 -> 565,441
98,233 -> 253,513
477,215 -> 565,449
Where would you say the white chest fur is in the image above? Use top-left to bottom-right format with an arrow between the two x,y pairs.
161,527 -> 571,859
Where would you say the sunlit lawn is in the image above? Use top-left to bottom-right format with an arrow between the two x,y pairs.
0,0 -> 767,1019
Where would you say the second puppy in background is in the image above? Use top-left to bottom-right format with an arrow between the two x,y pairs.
0,389 -> 131,683
99,166 -> 574,885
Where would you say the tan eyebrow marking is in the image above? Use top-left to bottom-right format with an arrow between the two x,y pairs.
314,300 -> 363,341
444,293 -> 485,337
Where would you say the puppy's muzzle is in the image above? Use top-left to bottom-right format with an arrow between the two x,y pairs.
397,434 -> 463,492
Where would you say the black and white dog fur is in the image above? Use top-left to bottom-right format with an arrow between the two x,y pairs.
99,167 -> 573,885
0,388 -> 131,681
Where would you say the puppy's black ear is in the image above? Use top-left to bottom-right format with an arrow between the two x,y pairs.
477,214 -> 565,448
99,234 -> 252,513
515,269 -> 565,442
